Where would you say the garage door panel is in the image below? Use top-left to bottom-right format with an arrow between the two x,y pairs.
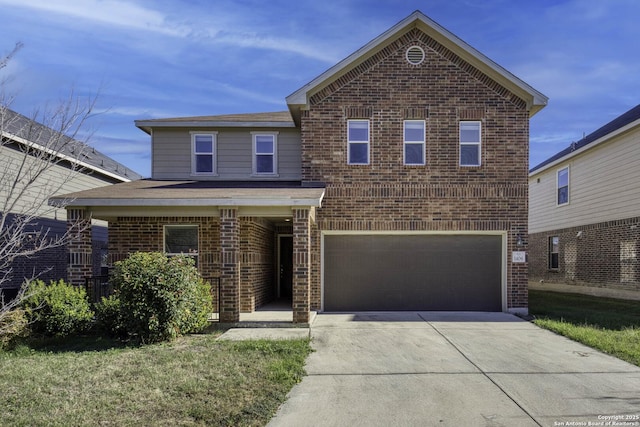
324,235 -> 502,311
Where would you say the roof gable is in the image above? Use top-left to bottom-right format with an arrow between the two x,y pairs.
286,10 -> 547,121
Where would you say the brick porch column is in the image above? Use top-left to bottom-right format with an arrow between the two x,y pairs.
292,208 -> 311,324
67,208 -> 92,287
219,208 -> 240,323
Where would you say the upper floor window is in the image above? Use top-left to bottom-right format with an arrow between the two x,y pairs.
347,120 -> 370,165
404,120 -> 425,165
459,121 -> 481,167
252,132 -> 278,175
557,166 -> 569,205
191,132 -> 217,175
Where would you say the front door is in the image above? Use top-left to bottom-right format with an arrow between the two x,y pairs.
278,235 -> 293,299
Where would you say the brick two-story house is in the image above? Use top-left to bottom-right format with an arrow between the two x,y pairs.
53,11 -> 547,323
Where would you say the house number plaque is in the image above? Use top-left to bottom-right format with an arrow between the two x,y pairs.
512,251 -> 527,263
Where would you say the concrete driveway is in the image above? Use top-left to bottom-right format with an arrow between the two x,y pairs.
268,312 -> 640,427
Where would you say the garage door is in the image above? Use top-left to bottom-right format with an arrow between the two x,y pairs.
323,234 -> 502,311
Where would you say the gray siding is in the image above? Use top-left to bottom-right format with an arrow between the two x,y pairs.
0,144 -> 115,223
529,126 -> 640,233
151,128 -> 302,180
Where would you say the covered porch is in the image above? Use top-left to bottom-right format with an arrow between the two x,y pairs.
52,179 -> 324,324
211,299 -> 317,327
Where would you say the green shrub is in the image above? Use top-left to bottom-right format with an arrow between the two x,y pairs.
94,295 -> 125,338
113,252 -> 212,343
0,308 -> 30,349
21,279 -> 94,337
179,275 -> 213,334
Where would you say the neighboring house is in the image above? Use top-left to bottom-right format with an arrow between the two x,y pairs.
0,107 -> 142,295
52,11 -> 547,323
529,105 -> 640,293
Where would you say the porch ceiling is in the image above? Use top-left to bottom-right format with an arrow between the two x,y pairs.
49,179 -> 325,210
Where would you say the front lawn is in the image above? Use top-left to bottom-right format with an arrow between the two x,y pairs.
529,289 -> 640,367
0,333 -> 311,426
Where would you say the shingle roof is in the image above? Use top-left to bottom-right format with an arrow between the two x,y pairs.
1,107 -> 142,181
530,104 -> 640,173
50,179 -> 325,207
135,111 -> 295,133
138,111 -> 293,123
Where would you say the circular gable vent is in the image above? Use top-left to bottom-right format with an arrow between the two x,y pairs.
406,46 -> 425,65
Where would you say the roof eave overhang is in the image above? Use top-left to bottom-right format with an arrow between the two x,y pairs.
54,198 -> 322,207
286,11 -> 548,117
135,120 -> 296,133
50,193 -> 325,209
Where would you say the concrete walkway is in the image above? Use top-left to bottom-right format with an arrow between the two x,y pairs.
268,312 -> 640,427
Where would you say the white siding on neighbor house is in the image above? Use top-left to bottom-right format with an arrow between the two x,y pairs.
1,144 -> 116,224
529,127 -> 640,233
152,128 -> 302,180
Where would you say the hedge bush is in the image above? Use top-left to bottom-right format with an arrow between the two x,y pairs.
112,252 -> 212,343
94,295 -> 125,338
0,308 -> 29,349
21,279 -> 94,337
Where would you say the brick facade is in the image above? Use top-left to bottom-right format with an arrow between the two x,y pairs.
530,216 -> 640,291
292,208 -> 311,323
106,215 -> 276,315
65,16 -> 542,319
2,217 -> 106,290
108,216 -> 220,281
240,217 -> 275,311
302,28 -> 530,310
67,208 -> 93,287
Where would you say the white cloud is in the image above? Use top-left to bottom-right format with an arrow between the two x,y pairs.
212,32 -> 340,63
211,82 -> 288,107
94,106 -> 176,119
96,140 -> 149,156
0,0 -> 191,37
0,0 -> 340,63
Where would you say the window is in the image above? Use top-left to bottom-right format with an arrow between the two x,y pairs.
404,120 -> 425,165
164,225 -> 198,259
549,236 -> 559,269
191,132 -> 217,175
252,133 -> 278,174
557,166 -> 569,205
347,120 -> 369,165
459,121 -> 481,166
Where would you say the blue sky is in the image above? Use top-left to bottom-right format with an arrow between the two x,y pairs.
1,0 -> 638,178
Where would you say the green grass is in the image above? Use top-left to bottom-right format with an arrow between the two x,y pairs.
529,290 -> 640,366
0,333 -> 311,426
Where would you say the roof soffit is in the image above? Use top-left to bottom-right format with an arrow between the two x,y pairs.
286,11 -> 547,117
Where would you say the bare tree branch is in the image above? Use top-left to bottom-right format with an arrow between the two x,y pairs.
1,44 -> 96,315
0,42 -> 23,71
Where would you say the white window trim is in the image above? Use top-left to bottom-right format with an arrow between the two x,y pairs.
556,166 -> 570,206
403,120 -> 426,166
347,119 -> 370,165
251,132 -> 279,176
190,131 -> 218,176
163,224 -> 199,257
459,121 -> 482,167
